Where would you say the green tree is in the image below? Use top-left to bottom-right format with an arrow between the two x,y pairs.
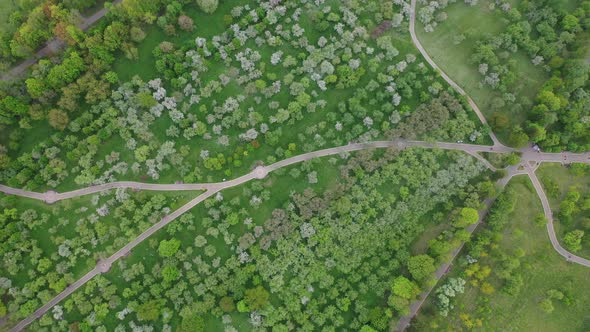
539,298 -> 554,313
219,297 -> 235,312
158,238 -> 181,257
453,207 -> 479,228
407,254 -> 436,281
196,0 -> 218,14
563,230 -> 584,252
136,299 -> 163,321
244,286 -> 270,311
391,276 -> 419,300
161,264 -> 180,282
48,109 -> 69,131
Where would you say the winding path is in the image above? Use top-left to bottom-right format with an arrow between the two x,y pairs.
3,137 -> 590,331
395,1 -> 590,330
0,0 -> 122,81
526,163 -> 590,267
4,1 -> 590,329
3,139 -> 588,205
408,0 -> 500,146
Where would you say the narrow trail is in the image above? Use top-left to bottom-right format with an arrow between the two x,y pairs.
0,0 -> 122,81
395,165 -> 527,332
4,0 -> 590,329
394,1 -> 590,330
2,139 -> 588,204
526,164 -> 590,267
408,0 -> 501,146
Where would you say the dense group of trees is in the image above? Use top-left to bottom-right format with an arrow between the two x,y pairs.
12,147 -> 494,331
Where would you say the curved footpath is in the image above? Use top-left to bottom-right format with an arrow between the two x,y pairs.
0,0 -> 122,81
395,1 -> 590,330
526,164 -> 590,267
408,0 -> 501,146
5,1 -> 590,329
2,139 -> 589,204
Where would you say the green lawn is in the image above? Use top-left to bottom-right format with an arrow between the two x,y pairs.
410,176 -> 590,331
537,163 -> 590,259
416,0 -> 548,144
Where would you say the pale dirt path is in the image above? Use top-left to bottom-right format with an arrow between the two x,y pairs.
0,0 -> 122,81
394,164 -> 527,332
8,189 -> 218,332
3,139 -> 589,204
398,165 -> 527,331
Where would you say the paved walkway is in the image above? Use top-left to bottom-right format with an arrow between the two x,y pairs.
3,139 -> 589,204
395,165 -> 527,332
526,164 -> 590,267
0,0 -> 122,81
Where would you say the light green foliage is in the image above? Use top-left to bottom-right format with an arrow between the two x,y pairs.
158,238 -> 181,257
196,0 -> 218,14
407,254 -> 436,281
244,286 -> 270,311
136,299 -> 164,321
453,207 -> 479,228
563,230 -> 584,252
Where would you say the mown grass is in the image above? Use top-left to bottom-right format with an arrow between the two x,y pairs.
410,176 -> 590,331
415,0 -> 548,144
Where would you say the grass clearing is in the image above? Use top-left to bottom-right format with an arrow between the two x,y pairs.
410,175 -> 590,331
416,0 -> 548,143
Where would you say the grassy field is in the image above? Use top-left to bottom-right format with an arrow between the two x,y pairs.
415,0 -> 548,143
410,176 -> 590,331
537,163 -> 590,259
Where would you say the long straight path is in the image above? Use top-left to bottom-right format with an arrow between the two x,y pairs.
9,189 -> 218,332
0,0 -> 122,81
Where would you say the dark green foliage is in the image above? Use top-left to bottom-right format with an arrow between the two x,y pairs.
486,188 -> 517,232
